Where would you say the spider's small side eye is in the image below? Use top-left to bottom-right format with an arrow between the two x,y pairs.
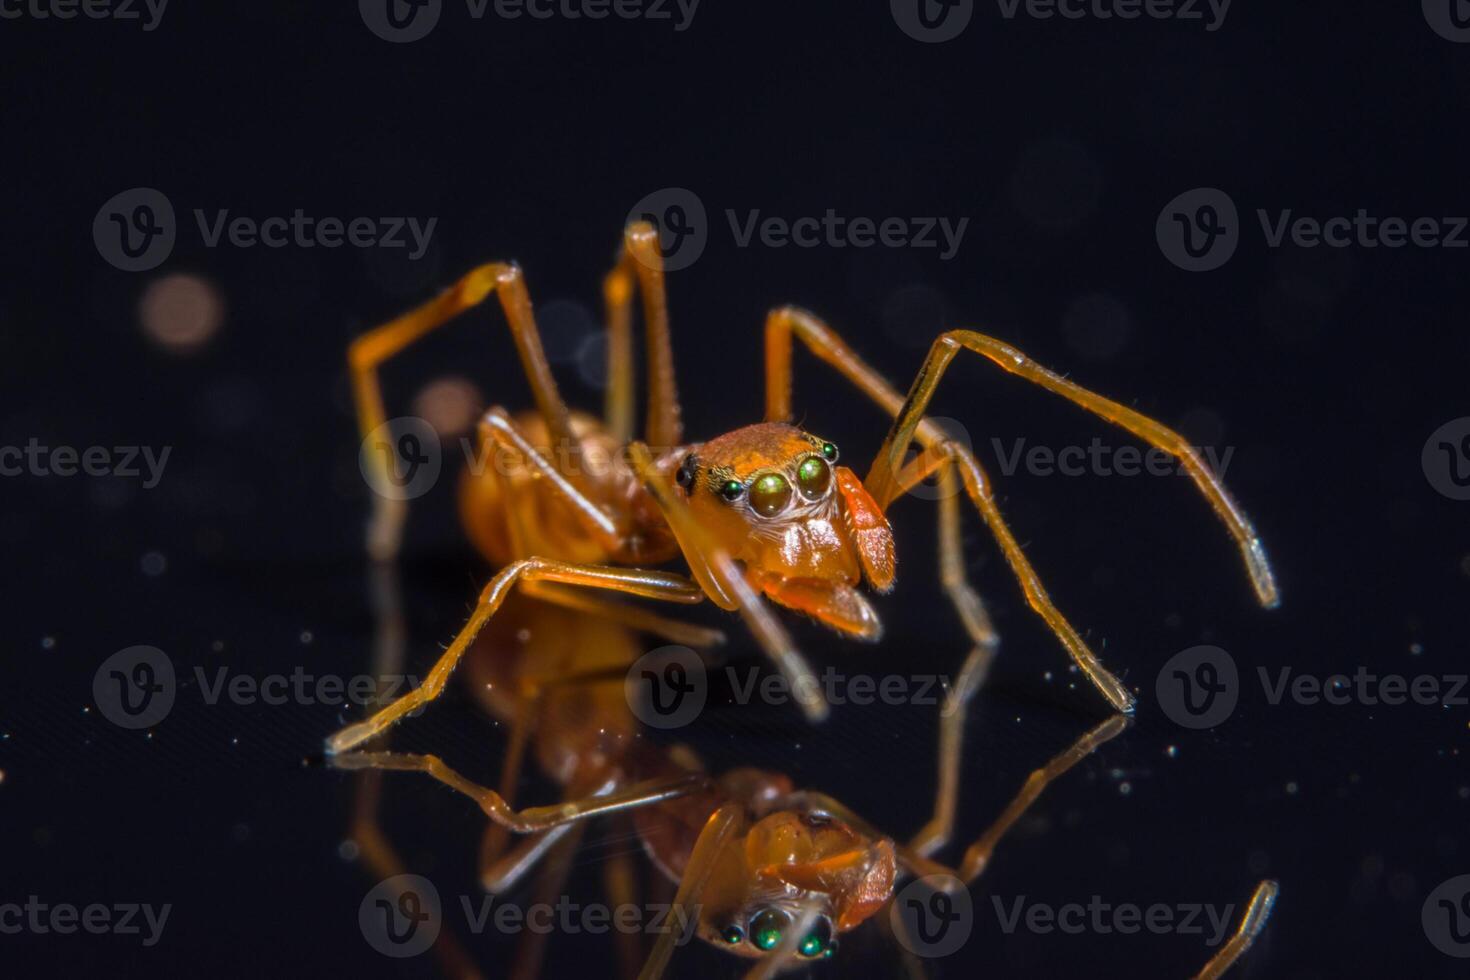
675,454 -> 698,492
720,925 -> 744,945
720,479 -> 745,501
821,442 -> 839,462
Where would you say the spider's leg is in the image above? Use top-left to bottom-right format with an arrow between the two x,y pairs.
627,441 -> 828,723
505,817 -> 589,980
943,713 -> 1129,883
1192,881 -> 1279,980
894,439 -> 1134,711
798,713 -> 1127,886
638,804 -> 742,980
867,329 -> 1278,609
332,750 -> 704,833
324,558 -> 704,754
350,261 -> 583,561
602,221 -> 682,448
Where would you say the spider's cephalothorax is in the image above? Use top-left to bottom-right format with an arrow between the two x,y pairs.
672,422 -> 894,640
630,762 -> 896,962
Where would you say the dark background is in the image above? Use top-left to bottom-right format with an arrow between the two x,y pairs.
3,2 -> 1468,977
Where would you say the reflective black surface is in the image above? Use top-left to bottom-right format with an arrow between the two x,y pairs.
3,4 -> 1469,977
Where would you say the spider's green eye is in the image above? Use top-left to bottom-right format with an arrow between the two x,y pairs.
721,925 -> 744,945
799,917 -> 833,958
720,479 -> 744,501
749,909 -> 788,952
821,442 -> 838,462
799,916 -> 834,952
749,473 -> 792,517
796,456 -> 831,498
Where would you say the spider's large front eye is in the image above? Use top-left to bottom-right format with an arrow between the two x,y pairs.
799,917 -> 834,958
749,908 -> 789,952
796,456 -> 831,498
749,473 -> 792,517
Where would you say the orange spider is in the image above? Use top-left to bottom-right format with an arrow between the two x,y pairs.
326,220 -> 1278,755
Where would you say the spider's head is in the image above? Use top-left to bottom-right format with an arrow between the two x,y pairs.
671,424 -> 895,634
693,803 -> 896,962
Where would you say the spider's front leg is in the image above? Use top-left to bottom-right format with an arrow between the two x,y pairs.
323,557 -> 705,754
764,307 -> 1281,714
869,329 -> 1280,609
